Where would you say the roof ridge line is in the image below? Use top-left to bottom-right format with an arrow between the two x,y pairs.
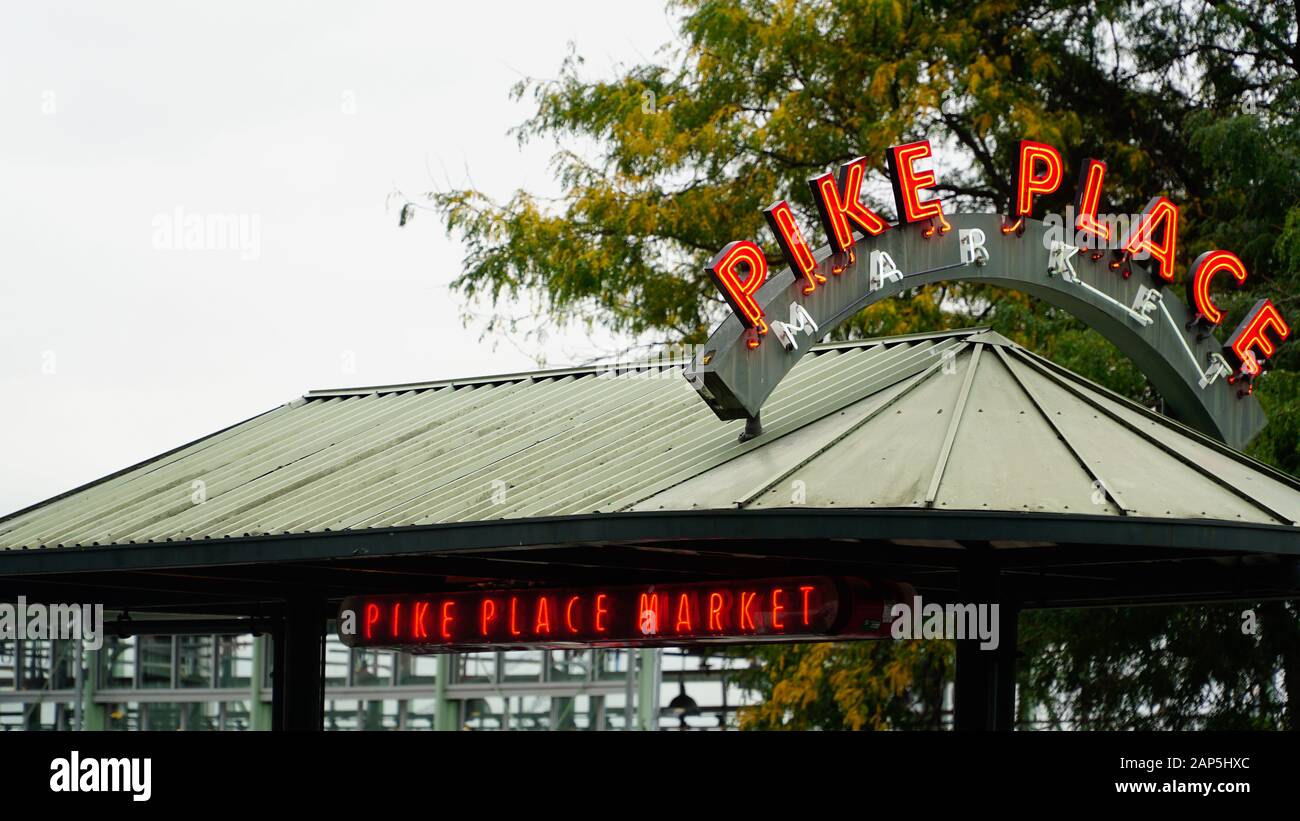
301,327 -> 993,399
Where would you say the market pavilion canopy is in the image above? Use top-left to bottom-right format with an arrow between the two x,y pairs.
2,326 -> 1299,616
5,327 -> 1299,551
5,325 -> 1300,732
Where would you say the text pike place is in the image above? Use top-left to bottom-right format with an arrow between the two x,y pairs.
707,137 -> 1290,386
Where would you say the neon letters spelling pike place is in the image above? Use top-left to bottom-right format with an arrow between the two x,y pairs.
707,138 -> 1290,384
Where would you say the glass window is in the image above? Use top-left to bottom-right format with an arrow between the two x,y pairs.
550,694 -> 592,730
502,650 -> 543,682
24,701 -> 76,731
548,650 -> 590,682
323,700 -> 361,731
142,702 -> 181,731
139,636 -> 173,688
599,692 -> 631,730
324,635 -> 349,686
507,695 -> 551,730
217,635 -> 254,688
455,652 -> 496,684
179,701 -> 220,731
402,699 -> 437,730
352,650 -> 394,687
178,635 -> 214,688
597,649 -> 631,679
397,652 -> 436,686
100,636 -> 136,689
359,699 -> 399,730
219,700 -> 252,731
51,640 -> 79,690
20,640 -> 52,689
462,696 -> 505,730
0,641 -> 14,690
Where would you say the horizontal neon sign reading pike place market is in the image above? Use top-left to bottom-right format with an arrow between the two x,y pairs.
338,577 -> 911,651
707,138 -> 1290,383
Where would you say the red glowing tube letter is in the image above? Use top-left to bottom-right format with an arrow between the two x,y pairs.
638,592 -> 664,634
440,601 -> 456,640
509,596 -> 522,637
764,200 -> 825,294
1226,299 -> 1291,376
413,601 -> 430,639
1011,140 -> 1064,218
534,597 -> 552,635
809,157 -> 890,253
886,140 -> 948,231
391,603 -> 402,638
1073,159 -> 1110,244
595,594 -> 609,633
740,591 -> 758,631
800,585 -> 814,626
771,588 -> 786,630
564,595 -> 581,634
364,602 -> 380,640
708,592 -> 725,631
675,593 -> 693,633
1187,250 -> 1248,326
480,599 -> 497,636
1122,196 -> 1180,283
706,240 -> 769,338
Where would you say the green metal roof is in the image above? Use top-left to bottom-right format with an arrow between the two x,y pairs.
4,327 -> 1299,551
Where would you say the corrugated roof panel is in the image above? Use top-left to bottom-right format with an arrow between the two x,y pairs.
4,326 -> 1299,550
931,345 -> 1105,515
1003,351 -> 1288,524
745,347 -> 969,509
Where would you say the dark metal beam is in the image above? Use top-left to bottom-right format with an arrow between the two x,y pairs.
4,509 -> 1297,578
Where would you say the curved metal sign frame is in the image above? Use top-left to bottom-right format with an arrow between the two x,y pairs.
685,213 -> 1265,450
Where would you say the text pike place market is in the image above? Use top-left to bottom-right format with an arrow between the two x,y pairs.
708,136 -> 1290,387
338,577 -> 911,651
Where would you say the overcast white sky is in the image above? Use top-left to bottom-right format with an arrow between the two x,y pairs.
0,2 -> 680,515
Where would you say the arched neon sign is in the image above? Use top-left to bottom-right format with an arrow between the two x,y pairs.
690,137 -> 1288,450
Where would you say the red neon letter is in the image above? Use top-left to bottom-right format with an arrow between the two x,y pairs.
1123,196 -> 1179,283
534,597 -> 552,635
1073,159 -> 1110,244
440,601 -> 456,640
740,591 -> 758,631
480,599 -> 497,636
706,240 -> 769,342
1011,140 -> 1063,220
391,603 -> 402,638
509,596 -> 522,637
886,140 -> 948,232
809,157 -> 890,253
1226,299 -> 1291,376
708,592 -> 725,632
675,593 -> 693,634
764,200 -> 824,294
413,601 -> 430,639
594,594 -> 609,633
800,585 -> 814,626
638,592 -> 663,634
771,588 -> 786,630
364,602 -> 380,640
1187,250 -> 1248,326
564,595 -> 581,634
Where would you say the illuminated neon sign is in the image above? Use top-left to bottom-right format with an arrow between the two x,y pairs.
338,577 -> 910,651
689,134 -> 1289,449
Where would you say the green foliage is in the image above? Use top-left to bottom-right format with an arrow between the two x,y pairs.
420,0 -> 1300,729
1019,602 -> 1300,730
